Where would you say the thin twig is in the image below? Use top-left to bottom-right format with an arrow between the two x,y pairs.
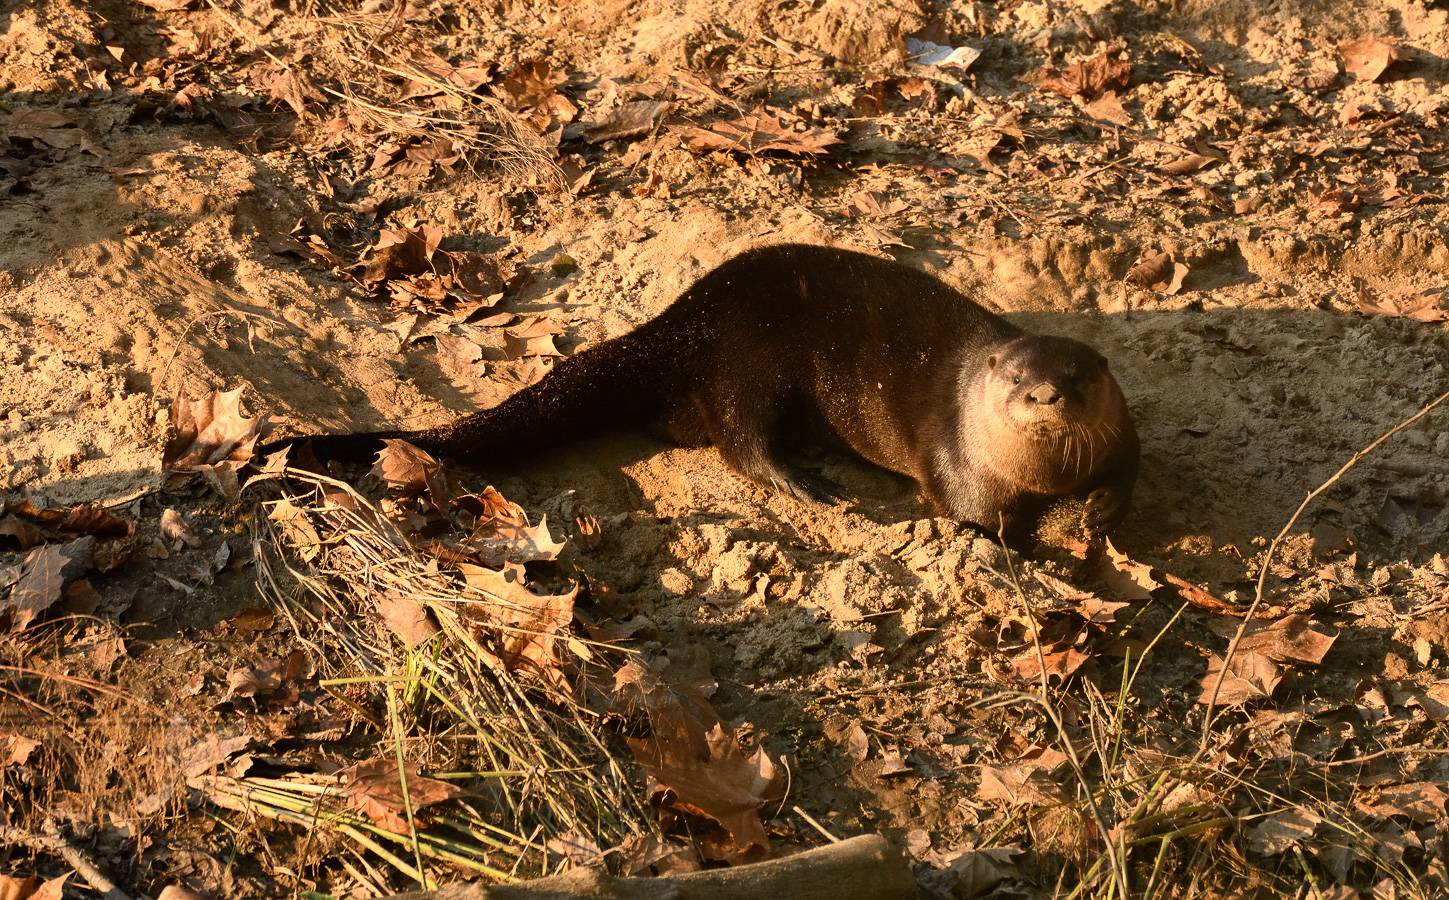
1195,385 -> 1449,761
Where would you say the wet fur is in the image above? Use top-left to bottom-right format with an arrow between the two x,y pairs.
271,244 -> 1138,542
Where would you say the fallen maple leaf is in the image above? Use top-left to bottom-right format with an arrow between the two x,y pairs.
162,388 -> 274,498
1197,650 -> 1281,707
458,562 -> 577,686
629,720 -> 786,853
377,590 -> 440,648
0,734 -> 39,768
1010,641 -> 1091,685
1098,539 -> 1159,600
370,440 -> 458,509
0,516 -> 44,550
1339,38 -> 1407,83
1039,48 -> 1130,100
5,538 -> 94,631
6,110 -> 106,156
259,66 -> 325,118
341,759 -> 470,832
1355,782 -> 1448,824
494,59 -> 578,136
359,225 -> 443,287
1237,614 -> 1337,665
978,762 -> 1071,805
903,37 -> 981,71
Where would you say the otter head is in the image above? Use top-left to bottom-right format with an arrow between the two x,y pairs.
976,335 -> 1126,491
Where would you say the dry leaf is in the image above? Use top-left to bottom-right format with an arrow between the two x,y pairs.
1355,287 -> 1448,323
162,388 -> 274,498
581,100 -> 673,143
628,719 -> 787,852
1039,48 -> 1130,100
503,315 -> 565,359
341,759 -> 470,832
1124,250 -> 1188,293
6,538 -> 94,631
903,37 -> 981,71
0,517 -> 44,550
978,762 -> 1071,805
1237,614 -> 1337,665
673,110 -> 842,157
1099,539 -> 1159,600
0,734 -> 39,767
1339,38 -> 1407,83
1198,650 -> 1281,707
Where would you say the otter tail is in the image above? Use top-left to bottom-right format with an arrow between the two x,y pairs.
262,324 -> 675,466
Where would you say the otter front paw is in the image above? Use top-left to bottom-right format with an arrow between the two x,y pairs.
1083,486 -> 1129,535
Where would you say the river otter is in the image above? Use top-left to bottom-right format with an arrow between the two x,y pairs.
263,244 -> 1138,543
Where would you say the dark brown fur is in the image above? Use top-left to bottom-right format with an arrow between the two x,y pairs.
266,244 -> 1139,542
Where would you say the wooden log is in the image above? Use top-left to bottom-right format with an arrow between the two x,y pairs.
377,834 -> 917,900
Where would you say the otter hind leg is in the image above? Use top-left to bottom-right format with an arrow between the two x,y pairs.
697,389 -> 851,507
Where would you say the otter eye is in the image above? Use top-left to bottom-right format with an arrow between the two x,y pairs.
1012,375 -> 1021,385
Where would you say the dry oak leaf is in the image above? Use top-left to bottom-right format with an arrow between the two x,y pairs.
1124,251 -> 1188,294
673,111 -> 842,157
1339,38 -> 1407,83
162,388 -> 274,498
1039,48 -> 1130,100
340,759 -> 470,832
629,720 -> 787,853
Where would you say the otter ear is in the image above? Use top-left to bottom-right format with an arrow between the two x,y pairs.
987,355 -> 998,369
1098,357 -> 1109,371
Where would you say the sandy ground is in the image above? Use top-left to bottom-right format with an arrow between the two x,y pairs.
3,0 -> 1449,895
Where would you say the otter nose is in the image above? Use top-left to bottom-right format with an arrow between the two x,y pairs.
1028,383 -> 1061,405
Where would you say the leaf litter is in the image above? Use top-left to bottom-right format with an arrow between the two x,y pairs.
3,0 -> 1449,896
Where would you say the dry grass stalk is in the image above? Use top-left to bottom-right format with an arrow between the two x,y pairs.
246,466 -> 650,885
